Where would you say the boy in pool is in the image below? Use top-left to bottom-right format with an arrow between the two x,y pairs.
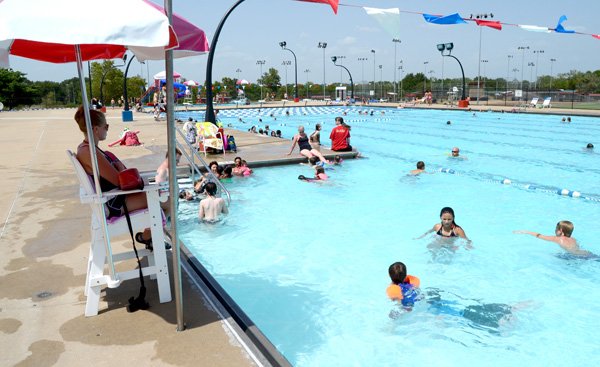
386,262 -> 421,308
409,161 -> 426,175
198,182 -> 228,222
514,220 -> 592,256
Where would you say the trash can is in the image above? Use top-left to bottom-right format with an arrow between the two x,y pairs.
122,110 -> 133,122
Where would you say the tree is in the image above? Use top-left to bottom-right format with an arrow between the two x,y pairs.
0,69 -> 37,109
258,68 -> 281,96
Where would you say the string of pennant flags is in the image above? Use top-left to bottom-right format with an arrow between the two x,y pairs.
296,0 -> 599,39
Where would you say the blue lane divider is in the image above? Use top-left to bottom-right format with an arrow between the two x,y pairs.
438,168 -> 600,203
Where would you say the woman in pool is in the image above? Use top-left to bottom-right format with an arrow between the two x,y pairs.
423,207 -> 468,239
287,125 -> 329,163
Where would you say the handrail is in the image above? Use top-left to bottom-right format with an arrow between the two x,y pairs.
175,125 -> 231,205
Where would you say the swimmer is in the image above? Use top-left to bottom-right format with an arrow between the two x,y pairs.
446,121 -> 451,125
333,155 -> 343,165
386,261 -> 421,308
409,161 -> 426,175
298,166 -> 328,182
198,182 -> 228,222
288,126 -> 329,163
587,143 -> 594,149
514,220 -> 593,257
449,147 -> 467,159
419,207 -> 469,241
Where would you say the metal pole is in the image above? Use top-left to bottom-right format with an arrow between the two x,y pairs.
205,0 -> 247,124
477,26 -> 482,105
371,50 -> 376,99
165,0 -> 184,332
506,55 -> 512,106
88,61 -> 93,101
123,55 -> 136,111
76,45 -> 117,283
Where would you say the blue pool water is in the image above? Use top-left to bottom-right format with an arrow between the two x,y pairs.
176,107 -> 600,366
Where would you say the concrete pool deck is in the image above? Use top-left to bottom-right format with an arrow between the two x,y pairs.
0,105 -> 597,366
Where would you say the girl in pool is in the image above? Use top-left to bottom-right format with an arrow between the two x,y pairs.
287,125 -> 329,163
420,207 -> 468,239
298,166 -> 328,182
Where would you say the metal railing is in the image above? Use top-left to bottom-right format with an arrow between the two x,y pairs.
175,125 -> 231,205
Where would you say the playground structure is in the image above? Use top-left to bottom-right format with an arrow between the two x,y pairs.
141,70 -> 193,105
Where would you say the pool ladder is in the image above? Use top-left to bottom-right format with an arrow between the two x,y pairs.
175,125 -> 231,205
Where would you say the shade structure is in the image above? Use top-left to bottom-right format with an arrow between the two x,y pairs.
184,80 -> 198,86
236,79 -> 250,85
128,0 -> 210,61
154,70 -> 182,80
0,0 -> 177,68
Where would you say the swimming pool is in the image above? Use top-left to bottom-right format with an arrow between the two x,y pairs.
176,107 -> 599,366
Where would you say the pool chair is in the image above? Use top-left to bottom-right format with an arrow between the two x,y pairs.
541,97 -> 552,108
66,150 -> 171,317
528,97 -> 539,108
196,122 -> 225,156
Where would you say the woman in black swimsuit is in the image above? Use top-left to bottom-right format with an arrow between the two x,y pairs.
74,106 -> 155,246
287,126 -> 329,163
432,207 -> 468,239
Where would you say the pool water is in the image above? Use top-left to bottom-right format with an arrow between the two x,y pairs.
176,108 -> 600,366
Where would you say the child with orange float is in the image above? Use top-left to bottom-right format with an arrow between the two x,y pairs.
386,261 -> 421,308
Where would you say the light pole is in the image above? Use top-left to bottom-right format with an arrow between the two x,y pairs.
512,68 -> 519,89
528,62 -> 535,90
379,64 -> 383,100
506,55 -> 513,105
423,61 -> 429,94
358,57 -> 368,98
318,42 -> 327,99
472,13 -> 494,104
429,70 -> 435,94
279,41 -> 299,101
304,69 -> 311,99
533,50 -> 544,90
336,55 -> 346,84
331,56 -> 354,99
398,65 -> 404,101
281,60 -> 291,97
256,60 -> 265,100
550,58 -> 557,90
518,46 -> 529,94
392,38 -> 401,102
236,68 -> 242,81
123,53 -> 137,111
371,49 -> 376,99
436,43 -> 467,104
481,59 -> 488,99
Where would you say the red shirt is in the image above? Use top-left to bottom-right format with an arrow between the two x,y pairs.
329,125 -> 350,151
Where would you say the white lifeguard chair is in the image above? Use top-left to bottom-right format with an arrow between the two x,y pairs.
67,150 -> 172,316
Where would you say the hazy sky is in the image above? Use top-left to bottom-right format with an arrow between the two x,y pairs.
8,0 -> 600,86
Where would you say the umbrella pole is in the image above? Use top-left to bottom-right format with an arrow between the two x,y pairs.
165,0 -> 185,332
75,45 -> 118,284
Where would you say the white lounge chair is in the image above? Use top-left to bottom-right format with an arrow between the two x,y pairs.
67,150 -> 171,316
541,97 -> 552,108
529,97 -> 539,108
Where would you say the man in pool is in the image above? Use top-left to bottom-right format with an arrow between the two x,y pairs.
450,147 -> 467,159
198,182 -> 228,222
410,161 -> 426,175
513,220 -> 593,256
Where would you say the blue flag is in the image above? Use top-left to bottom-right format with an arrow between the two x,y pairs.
423,13 -> 467,25
555,15 -> 575,33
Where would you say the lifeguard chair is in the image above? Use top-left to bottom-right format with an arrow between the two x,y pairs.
67,150 -> 172,316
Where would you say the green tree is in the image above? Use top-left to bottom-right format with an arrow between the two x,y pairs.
0,69 -> 37,109
258,68 -> 281,96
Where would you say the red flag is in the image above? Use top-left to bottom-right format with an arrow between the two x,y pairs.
593,34 -> 600,40
296,0 -> 339,14
475,19 -> 502,30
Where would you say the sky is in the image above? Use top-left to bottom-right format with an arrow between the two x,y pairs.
7,0 -> 600,87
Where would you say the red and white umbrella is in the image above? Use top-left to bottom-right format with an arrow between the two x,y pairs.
236,79 -> 250,85
0,0 -> 177,67
130,0 -> 209,61
154,70 -> 182,80
184,80 -> 198,86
